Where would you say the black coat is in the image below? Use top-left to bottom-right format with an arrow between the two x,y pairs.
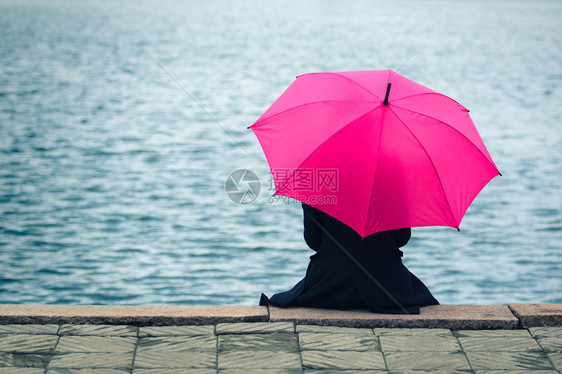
260,204 -> 439,314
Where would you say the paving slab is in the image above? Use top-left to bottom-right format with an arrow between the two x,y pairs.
137,335 -> 216,352
384,350 -> 471,370
133,369 -> 216,374
375,327 -> 453,336
0,369 -> 46,374
535,337 -> 562,353
47,370 -> 129,373
304,371 -> 385,374
55,336 -> 137,353
509,303 -> 562,327
301,350 -> 385,370
0,305 -> 268,325
133,351 -> 216,369
298,332 -> 380,351
216,322 -> 294,334
548,351 -> 562,370
455,329 -> 543,352
139,325 -> 214,337
133,370 -> 215,374
529,326 -> 562,338
270,305 -> 519,329
380,371 -> 471,374
47,352 -> 134,369
0,325 -> 59,335
377,328 -> 460,352
0,334 -> 58,353
218,351 -> 301,370
296,324 -> 374,335
134,351 -> 217,370
473,371 -> 559,374
529,327 -> 562,353
0,352 -> 51,368
1,304 -> 562,372
465,350 -> 555,370
218,332 -> 298,352
220,370 -> 302,374
58,325 -> 137,337
455,329 -> 533,338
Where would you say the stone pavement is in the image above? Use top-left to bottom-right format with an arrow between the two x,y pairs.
0,304 -> 560,373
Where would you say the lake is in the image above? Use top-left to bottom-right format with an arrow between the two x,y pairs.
0,0 -> 561,305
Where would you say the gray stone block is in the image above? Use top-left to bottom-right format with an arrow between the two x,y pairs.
138,325 -> 214,337
0,334 -> 58,353
0,352 -> 51,369
529,326 -> 562,339
455,330 -> 543,352
216,322 -> 294,335
219,332 -> 298,352
298,332 -> 380,351
0,368 -> 46,374
548,351 -> 562,370
219,370 -> 302,374
133,351 -> 216,369
47,370 -> 130,373
58,325 -> 137,337
218,351 -> 301,370
304,370 -> 385,374
375,327 -> 454,336
301,350 -> 385,370
473,370 -> 558,374
297,325 -> 375,335
378,329 -> 460,352
384,351 -> 471,371
137,335 -> 216,353
529,327 -> 562,353
55,336 -> 137,353
0,325 -> 59,335
133,369 -> 216,374
465,351 -> 555,370
47,352 -> 134,369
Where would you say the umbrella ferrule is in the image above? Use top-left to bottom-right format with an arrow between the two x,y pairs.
383,82 -> 392,105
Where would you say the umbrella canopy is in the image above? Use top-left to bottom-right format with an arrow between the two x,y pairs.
250,69 -> 500,237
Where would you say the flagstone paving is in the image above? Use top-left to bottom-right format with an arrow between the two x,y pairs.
0,323 -> 560,372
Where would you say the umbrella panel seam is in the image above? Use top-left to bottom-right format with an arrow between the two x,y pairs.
300,71 -> 387,102
273,104 -> 384,196
390,91 -> 468,111
251,100 -> 369,127
390,104 -> 500,173
387,107 -> 459,228
362,107 -> 386,237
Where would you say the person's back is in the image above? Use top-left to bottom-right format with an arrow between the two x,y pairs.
260,203 -> 438,314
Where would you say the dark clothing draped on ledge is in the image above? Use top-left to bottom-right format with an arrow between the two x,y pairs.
260,203 -> 439,314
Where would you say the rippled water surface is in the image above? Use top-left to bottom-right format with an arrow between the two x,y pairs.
1,0 -> 561,305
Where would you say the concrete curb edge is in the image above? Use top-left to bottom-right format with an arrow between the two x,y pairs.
0,303 -> 560,329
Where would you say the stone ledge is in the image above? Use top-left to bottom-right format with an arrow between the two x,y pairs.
269,305 -> 520,330
509,303 -> 562,328
0,305 -> 268,326
0,304 -> 560,329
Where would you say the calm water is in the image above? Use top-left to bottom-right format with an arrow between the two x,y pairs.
1,0 -> 561,305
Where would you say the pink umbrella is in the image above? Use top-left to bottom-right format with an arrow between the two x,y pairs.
249,69 -> 500,238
